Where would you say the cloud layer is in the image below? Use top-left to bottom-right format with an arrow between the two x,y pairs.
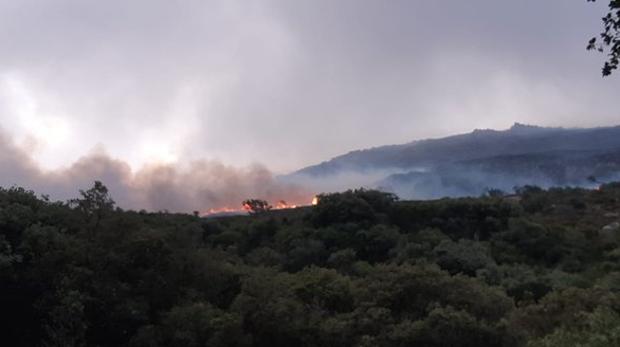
0,0 -> 618,174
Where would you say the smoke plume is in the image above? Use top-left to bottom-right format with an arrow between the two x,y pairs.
0,130 -> 312,213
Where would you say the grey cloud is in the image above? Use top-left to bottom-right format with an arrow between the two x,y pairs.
0,0 -> 618,175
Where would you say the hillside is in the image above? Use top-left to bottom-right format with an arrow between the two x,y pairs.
3,182 -> 620,346
379,148 -> 620,199
288,123 -> 620,198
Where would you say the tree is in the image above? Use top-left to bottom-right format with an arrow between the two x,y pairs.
242,199 -> 271,214
587,0 -> 620,76
309,189 -> 397,227
69,181 -> 115,229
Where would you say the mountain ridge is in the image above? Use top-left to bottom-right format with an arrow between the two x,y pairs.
293,123 -> 620,177
286,123 -> 620,199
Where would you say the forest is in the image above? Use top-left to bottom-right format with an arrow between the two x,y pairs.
2,182 -> 620,346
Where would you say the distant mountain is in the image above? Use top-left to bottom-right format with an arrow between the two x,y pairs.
286,123 -> 620,198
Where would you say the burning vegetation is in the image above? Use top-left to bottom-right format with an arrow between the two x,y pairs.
203,196 -> 319,216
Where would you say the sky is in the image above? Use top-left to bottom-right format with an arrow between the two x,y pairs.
0,0 -> 618,210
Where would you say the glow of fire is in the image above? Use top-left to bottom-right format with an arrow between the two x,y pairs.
204,207 -> 240,215
202,196 -> 319,216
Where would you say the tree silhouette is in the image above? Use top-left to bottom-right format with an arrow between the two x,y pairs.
69,181 -> 115,230
587,0 -> 620,76
242,199 -> 272,214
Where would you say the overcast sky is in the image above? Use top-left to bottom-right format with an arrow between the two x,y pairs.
0,0 -> 618,175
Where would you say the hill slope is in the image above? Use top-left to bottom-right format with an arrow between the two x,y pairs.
5,183 -> 620,346
287,123 -> 620,197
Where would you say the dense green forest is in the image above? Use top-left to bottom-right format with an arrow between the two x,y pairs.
2,182 -> 620,346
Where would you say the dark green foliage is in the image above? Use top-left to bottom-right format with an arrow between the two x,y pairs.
434,239 -> 495,275
310,189 -> 397,227
3,182 -> 620,346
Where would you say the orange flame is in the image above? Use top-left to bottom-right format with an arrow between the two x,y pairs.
274,200 -> 298,209
202,195 -> 319,216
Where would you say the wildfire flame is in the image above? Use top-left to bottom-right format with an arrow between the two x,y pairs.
202,196 -> 319,216
275,200 -> 298,209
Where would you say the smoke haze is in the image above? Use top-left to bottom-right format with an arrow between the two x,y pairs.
0,129 -> 311,212
0,1 -> 619,211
